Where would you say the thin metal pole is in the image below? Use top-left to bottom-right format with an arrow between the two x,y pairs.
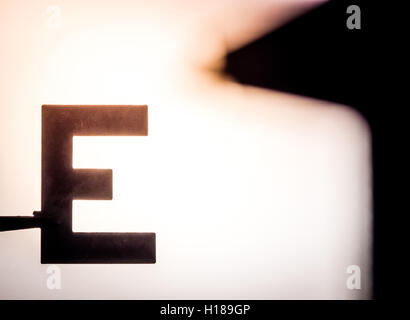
0,214 -> 43,232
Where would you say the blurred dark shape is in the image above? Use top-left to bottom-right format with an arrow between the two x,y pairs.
225,0 -> 379,298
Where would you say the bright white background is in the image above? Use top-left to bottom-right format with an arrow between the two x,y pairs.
0,0 -> 371,299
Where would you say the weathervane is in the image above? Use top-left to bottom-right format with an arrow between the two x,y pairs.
0,105 -> 155,263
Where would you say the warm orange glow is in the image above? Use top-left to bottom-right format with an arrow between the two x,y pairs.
0,0 -> 371,299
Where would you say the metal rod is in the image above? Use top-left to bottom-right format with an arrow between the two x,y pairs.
0,214 -> 43,232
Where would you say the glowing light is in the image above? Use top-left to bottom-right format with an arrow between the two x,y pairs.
0,0 -> 371,299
